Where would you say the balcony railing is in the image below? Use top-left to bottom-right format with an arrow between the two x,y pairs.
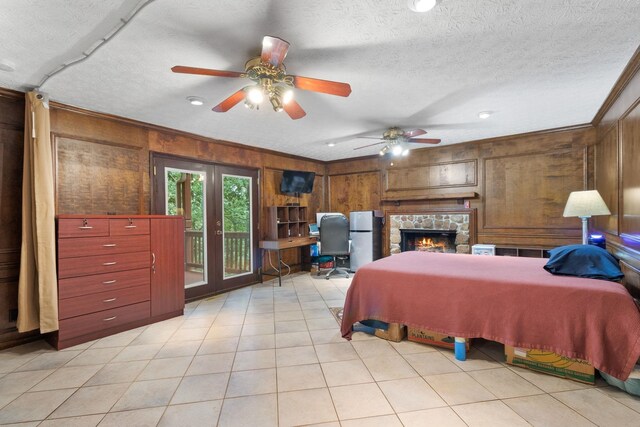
184,230 -> 251,275
185,230 -> 204,270
224,231 -> 251,275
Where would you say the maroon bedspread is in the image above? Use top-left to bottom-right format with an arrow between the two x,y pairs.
341,251 -> 640,380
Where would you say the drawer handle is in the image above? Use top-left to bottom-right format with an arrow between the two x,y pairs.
78,226 -> 94,230
103,316 -> 117,322
103,243 -> 117,247
124,225 -> 137,229
103,298 -> 117,303
103,262 -> 117,266
102,280 -> 117,284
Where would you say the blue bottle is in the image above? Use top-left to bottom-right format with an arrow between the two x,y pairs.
454,337 -> 466,361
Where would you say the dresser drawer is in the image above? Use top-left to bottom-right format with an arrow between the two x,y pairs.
58,251 -> 150,279
58,218 -> 109,238
59,268 -> 150,299
58,301 -> 150,341
110,218 -> 150,236
58,235 -> 150,259
59,284 -> 150,320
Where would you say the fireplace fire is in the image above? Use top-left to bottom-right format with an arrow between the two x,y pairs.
400,229 -> 457,253
415,237 -> 447,252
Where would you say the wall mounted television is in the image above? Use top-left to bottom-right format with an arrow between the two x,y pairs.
280,170 -> 316,194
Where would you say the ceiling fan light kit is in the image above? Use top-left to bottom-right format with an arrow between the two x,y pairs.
172,35 -> 351,120
360,127 -> 442,157
408,0 -> 440,13
186,96 -> 204,106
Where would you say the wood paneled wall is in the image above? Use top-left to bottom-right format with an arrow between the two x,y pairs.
0,91 -> 40,348
593,47 -> 640,269
326,126 -> 595,255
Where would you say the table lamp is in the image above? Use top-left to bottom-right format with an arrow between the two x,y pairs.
563,190 -> 611,244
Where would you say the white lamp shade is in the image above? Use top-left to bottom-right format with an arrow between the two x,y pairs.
563,190 -> 611,218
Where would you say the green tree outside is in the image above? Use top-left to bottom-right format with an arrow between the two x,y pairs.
223,175 -> 250,232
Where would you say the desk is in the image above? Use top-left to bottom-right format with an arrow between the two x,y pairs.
259,236 -> 318,286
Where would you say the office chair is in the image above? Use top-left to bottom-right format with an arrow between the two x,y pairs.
318,214 -> 350,279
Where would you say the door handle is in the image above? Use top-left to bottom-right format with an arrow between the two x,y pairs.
151,252 -> 156,273
216,230 -> 222,235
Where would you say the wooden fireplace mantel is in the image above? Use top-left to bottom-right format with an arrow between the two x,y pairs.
380,192 -> 478,205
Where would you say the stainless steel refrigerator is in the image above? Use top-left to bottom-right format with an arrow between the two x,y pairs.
349,210 -> 384,271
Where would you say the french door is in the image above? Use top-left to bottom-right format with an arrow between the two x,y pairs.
152,154 -> 259,299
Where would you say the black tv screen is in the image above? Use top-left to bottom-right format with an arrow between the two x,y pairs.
280,170 -> 316,194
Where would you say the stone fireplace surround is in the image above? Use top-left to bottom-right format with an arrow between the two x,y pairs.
389,211 -> 472,254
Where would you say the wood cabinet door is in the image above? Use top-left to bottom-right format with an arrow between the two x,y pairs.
150,217 -> 185,317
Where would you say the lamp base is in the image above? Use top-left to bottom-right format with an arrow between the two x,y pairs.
579,216 -> 590,245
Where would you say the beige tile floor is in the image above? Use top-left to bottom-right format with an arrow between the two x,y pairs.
1,272 -> 639,426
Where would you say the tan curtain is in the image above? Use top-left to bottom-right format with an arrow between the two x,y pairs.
17,91 -> 58,333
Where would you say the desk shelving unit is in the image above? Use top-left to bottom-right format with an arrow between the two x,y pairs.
266,206 -> 309,240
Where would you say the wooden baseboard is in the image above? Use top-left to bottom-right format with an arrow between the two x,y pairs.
0,328 -> 42,351
48,310 -> 184,350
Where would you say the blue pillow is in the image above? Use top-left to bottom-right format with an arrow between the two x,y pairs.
543,244 -> 624,281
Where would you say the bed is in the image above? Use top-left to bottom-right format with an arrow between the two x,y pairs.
340,251 -> 640,380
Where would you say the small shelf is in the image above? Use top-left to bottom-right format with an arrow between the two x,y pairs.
267,206 -> 310,240
381,192 -> 478,205
495,246 -> 551,258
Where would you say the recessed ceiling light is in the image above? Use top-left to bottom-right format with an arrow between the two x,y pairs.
0,59 -> 16,72
408,0 -> 439,13
327,142 -> 336,147
186,96 -> 205,106
478,111 -> 492,119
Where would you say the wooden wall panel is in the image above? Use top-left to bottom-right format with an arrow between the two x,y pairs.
483,149 -> 586,230
594,126 -> 619,234
0,115 -> 23,334
328,171 -> 381,213
0,92 -> 40,348
593,49 -> 640,269
55,136 -> 147,215
263,168 -> 323,213
384,160 -> 476,191
620,102 -> 640,250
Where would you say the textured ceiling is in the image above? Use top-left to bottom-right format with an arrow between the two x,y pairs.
1,0 -> 639,161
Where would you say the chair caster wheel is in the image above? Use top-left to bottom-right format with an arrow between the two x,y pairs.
346,275 -> 349,279
325,276 -> 330,280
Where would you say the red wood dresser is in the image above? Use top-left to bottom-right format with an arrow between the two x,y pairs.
52,215 -> 184,349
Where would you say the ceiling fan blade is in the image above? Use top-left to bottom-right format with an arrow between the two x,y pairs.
261,36 -> 290,67
356,136 -> 383,140
292,75 -> 352,97
172,66 -> 244,78
212,89 -> 246,112
404,129 -> 427,138
354,141 -> 384,150
407,138 -> 441,144
283,100 -> 306,120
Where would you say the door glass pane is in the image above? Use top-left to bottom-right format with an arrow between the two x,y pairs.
166,168 -> 207,288
222,174 -> 252,278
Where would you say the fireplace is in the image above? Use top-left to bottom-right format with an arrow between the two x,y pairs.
400,229 -> 457,253
389,212 -> 473,254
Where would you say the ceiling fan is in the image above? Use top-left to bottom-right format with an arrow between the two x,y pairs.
354,127 -> 441,156
171,36 -> 352,120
